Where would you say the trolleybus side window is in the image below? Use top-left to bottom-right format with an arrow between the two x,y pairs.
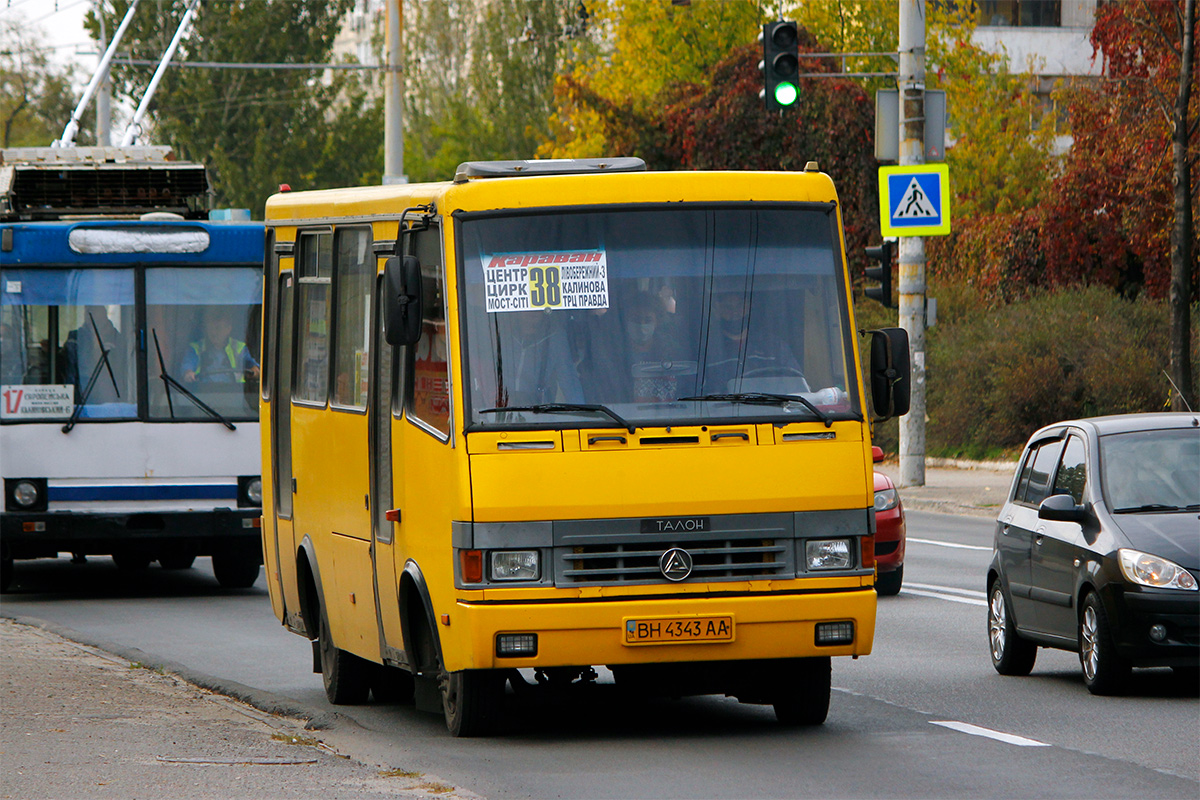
331,227 -> 373,410
1,267 -> 136,422
407,226 -> 450,438
294,230 -> 332,406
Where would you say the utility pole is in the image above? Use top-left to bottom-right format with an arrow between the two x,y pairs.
96,11 -> 111,146
897,0 -> 926,487
383,0 -> 406,185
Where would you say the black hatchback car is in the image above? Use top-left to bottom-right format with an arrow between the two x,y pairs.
987,413 -> 1199,694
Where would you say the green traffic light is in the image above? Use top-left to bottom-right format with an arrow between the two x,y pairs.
774,82 -> 798,106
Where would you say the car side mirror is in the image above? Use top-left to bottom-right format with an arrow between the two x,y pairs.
1038,493 -> 1089,523
383,255 -> 423,346
871,445 -> 884,464
869,327 -> 911,419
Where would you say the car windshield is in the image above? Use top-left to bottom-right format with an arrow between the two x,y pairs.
460,205 -> 859,429
1099,427 -> 1200,511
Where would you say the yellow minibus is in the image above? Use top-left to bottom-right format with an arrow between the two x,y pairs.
260,158 -> 910,736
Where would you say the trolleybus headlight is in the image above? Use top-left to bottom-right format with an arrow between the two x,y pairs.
490,550 -> 540,581
238,476 -> 263,507
246,478 -> 262,505
11,479 -> 42,509
806,538 -> 852,570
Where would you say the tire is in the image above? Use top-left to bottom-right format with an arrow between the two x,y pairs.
1,545 -> 12,593
772,657 -> 831,726
371,663 -> 416,704
876,565 -> 903,596
212,552 -> 260,588
988,581 -> 1037,676
158,554 -> 196,570
1080,592 -> 1130,695
318,607 -> 371,705
112,551 -> 152,571
441,668 -> 506,737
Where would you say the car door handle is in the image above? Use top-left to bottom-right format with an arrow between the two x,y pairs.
1035,534 -> 1044,546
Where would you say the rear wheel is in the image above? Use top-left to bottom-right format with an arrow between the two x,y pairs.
876,565 -> 903,596
441,668 -> 506,737
318,607 -> 370,705
1080,592 -> 1130,695
212,551 -> 260,588
988,581 -> 1037,675
772,657 -> 831,726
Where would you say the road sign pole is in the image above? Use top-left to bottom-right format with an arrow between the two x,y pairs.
898,0 -> 926,488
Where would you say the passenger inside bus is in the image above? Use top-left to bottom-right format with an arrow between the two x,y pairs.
61,306 -> 131,405
181,307 -> 260,384
625,290 -> 688,403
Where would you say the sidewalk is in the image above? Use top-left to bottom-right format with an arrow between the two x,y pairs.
0,461 -> 1014,799
877,459 -> 1017,519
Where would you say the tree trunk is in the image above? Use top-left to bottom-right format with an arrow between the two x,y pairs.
1170,0 -> 1197,411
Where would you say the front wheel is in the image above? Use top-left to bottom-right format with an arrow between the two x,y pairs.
988,581 -> 1037,675
1080,592 -> 1130,695
772,657 -> 831,726
212,551 -> 260,588
441,669 -> 506,737
318,607 -> 370,705
876,565 -> 903,596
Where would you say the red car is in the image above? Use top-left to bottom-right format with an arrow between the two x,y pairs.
872,446 -> 906,596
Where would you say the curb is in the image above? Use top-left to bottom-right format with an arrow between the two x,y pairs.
925,457 -> 1018,471
0,611 -> 354,732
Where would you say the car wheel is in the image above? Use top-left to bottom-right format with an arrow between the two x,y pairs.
1080,592 -> 1130,695
988,581 -> 1037,676
772,657 -> 831,726
441,668 -> 506,737
318,606 -> 371,705
158,554 -> 196,570
876,565 -> 903,596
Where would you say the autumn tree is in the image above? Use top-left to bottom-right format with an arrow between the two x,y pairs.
86,0 -> 376,215
0,18 -> 83,147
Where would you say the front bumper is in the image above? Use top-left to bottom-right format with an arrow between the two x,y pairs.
1107,584 -> 1200,668
444,588 -> 877,672
1,509 -> 261,559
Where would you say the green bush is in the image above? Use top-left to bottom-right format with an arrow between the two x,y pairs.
925,285 -> 1195,456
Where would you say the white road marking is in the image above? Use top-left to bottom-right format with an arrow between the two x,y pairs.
931,720 -> 1050,747
906,582 -> 986,599
901,588 -> 988,607
908,537 -> 991,552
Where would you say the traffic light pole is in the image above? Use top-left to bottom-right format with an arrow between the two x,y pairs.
898,0 -> 926,487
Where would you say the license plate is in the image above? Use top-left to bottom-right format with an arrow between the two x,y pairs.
623,615 -> 734,645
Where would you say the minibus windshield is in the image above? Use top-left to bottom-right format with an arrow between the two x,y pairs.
460,205 -> 860,429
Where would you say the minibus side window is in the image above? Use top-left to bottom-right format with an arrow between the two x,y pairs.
294,231 -> 332,405
407,226 -> 450,438
331,227 -> 373,410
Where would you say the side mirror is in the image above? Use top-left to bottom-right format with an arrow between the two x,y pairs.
383,255 -> 424,346
1038,493 -> 1089,523
871,445 -> 884,464
869,327 -> 911,419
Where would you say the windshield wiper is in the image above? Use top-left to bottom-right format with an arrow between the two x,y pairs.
152,328 -> 236,431
61,312 -> 121,434
678,392 -> 833,428
479,403 -> 635,433
1112,503 -> 1189,514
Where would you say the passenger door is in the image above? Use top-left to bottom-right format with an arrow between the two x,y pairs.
1000,437 -> 1064,632
271,270 -> 302,628
1030,432 -> 1088,641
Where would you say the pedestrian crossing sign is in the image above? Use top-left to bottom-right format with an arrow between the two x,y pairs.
878,164 -> 951,237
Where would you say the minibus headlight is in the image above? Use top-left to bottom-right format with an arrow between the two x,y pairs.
13,480 -> 40,508
806,539 -> 852,570
490,550 -> 540,581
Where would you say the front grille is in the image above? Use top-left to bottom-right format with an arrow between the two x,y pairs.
559,538 -> 789,585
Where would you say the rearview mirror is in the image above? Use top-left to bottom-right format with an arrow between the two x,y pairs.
383,255 -> 423,346
869,327 -> 911,419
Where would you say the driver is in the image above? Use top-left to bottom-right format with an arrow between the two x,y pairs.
182,308 -> 259,384
700,289 -> 803,393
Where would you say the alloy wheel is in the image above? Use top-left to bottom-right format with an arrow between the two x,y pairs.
989,587 -> 1008,662
1080,605 -> 1100,681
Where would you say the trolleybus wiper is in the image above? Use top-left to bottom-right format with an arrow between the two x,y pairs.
478,403 -> 636,433
677,392 -> 833,428
61,312 -> 122,434
151,328 -> 236,431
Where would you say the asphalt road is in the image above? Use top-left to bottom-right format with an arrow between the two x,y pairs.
2,511 -> 1197,799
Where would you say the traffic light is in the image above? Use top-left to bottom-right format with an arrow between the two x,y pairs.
759,21 -> 799,111
865,241 -> 894,308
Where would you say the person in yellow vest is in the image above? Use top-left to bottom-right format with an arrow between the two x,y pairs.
181,308 -> 259,384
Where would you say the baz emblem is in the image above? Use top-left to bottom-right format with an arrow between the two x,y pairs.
659,547 -> 693,582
